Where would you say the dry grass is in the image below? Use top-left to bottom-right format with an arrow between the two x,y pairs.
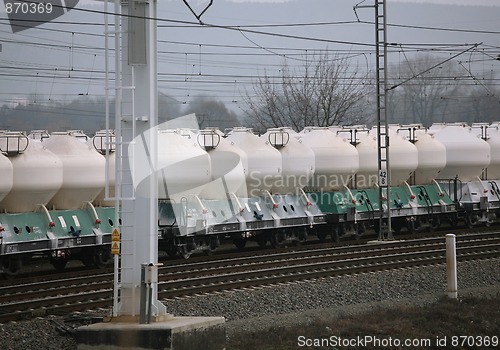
227,293 -> 500,349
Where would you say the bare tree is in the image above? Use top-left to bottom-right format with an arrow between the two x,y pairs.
159,92 -> 183,122
183,96 -> 241,130
243,52 -> 369,132
452,69 -> 500,124
386,54 -> 464,126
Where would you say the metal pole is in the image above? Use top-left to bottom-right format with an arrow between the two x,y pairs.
382,0 -> 392,239
140,264 -> 147,324
446,234 -> 458,299
375,0 -> 392,240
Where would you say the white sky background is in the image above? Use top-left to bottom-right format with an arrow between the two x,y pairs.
0,0 -> 499,117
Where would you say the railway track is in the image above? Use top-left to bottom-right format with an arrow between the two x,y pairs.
0,232 -> 498,323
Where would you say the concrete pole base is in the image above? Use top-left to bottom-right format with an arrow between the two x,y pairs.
77,316 -> 225,350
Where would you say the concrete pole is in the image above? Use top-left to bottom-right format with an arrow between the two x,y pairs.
117,0 -> 166,317
446,234 -> 458,299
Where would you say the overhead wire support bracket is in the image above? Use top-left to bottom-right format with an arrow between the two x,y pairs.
182,0 -> 213,24
353,0 -> 375,22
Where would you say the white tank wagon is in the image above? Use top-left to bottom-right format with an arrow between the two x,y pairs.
156,129 -> 215,257
90,130 -> 116,207
300,127 -> 359,191
429,123 -> 490,182
0,132 -> 63,213
4,121 -> 500,267
156,129 -> 212,202
430,123 -> 495,228
197,128 -> 248,200
261,127 -> 315,194
41,131 -> 106,210
397,125 -> 447,185
371,126 -> 419,186
225,127 -> 282,197
0,131 -> 114,275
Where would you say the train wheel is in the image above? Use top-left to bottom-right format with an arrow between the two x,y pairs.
465,213 -> 478,228
448,212 -> 459,227
270,231 -> 286,248
256,234 -> 268,248
392,220 -> 403,235
2,257 -> 23,276
406,220 -> 417,234
295,228 -> 307,245
485,213 -> 496,227
180,251 -> 191,259
331,226 -> 341,243
210,236 -> 221,251
82,248 -> 112,268
81,255 -> 95,267
95,248 -> 112,268
355,222 -> 366,239
179,247 -> 191,260
50,258 -> 68,272
372,220 -> 380,235
233,238 -> 246,250
165,246 -> 178,258
331,225 -> 342,243
429,217 -> 441,232
406,219 -> 417,234
358,222 -> 366,235
203,248 -> 213,256
162,238 -> 178,258
317,231 -> 328,242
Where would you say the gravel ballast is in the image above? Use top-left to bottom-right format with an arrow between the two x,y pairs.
0,258 -> 498,349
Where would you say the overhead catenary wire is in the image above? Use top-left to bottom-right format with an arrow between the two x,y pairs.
0,2 -> 498,112
458,60 -> 500,104
388,43 -> 482,91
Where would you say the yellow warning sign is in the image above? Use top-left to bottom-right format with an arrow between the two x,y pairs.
111,241 -> 120,255
112,228 -> 120,242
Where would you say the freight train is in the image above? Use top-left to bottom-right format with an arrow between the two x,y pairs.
0,122 -> 499,274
